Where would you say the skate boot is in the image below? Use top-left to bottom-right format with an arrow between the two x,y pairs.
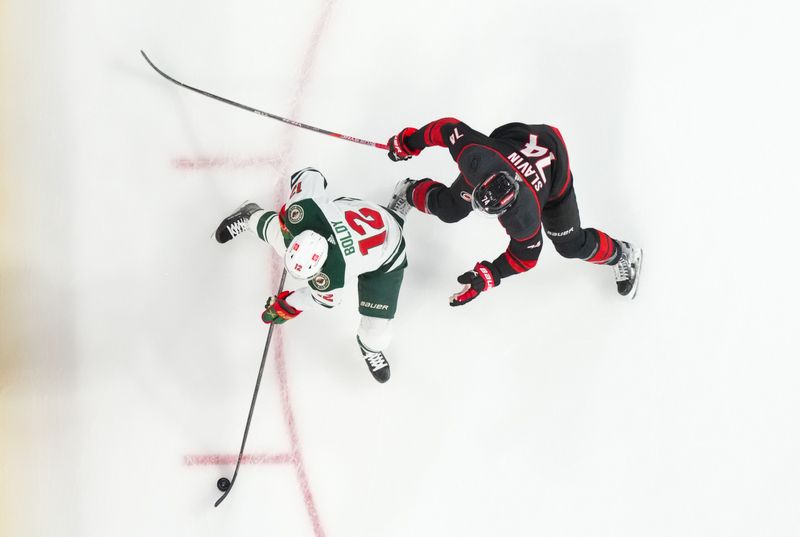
387,178 -> 415,219
215,202 -> 262,244
612,241 -> 643,299
357,336 -> 391,383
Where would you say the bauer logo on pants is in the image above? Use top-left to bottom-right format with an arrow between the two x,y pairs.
312,272 -> 330,291
360,301 -> 389,311
546,226 -> 574,238
287,204 -> 305,224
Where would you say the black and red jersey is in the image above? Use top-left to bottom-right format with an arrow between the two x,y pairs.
404,118 -> 574,278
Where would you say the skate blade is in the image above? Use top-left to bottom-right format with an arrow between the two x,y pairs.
629,248 -> 644,300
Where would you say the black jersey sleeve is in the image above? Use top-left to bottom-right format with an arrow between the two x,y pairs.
404,118 -> 493,161
492,231 -> 543,278
492,191 -> 543,278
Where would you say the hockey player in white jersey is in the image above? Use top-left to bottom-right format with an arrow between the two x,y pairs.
214,167 -> 408,383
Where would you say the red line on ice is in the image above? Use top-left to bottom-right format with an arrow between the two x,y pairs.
273,332 -> 327,537
181,3 -> 335,536
172,154 -> 283,170
267,3 -> 335,537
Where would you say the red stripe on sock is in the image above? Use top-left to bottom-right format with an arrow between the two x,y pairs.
588,232 -> 613,264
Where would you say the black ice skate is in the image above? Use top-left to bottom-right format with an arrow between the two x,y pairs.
215,202 -> 262,244
387,178 -> 415,219
612,241 -> 643,299
357,336 -> 391,383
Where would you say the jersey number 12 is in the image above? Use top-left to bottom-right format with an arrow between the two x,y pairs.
344,208 -> 387,255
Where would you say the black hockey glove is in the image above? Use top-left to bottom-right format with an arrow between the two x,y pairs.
449,261 -> 501,307
387,128 -> 422,161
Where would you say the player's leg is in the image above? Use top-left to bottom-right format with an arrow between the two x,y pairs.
542,181 -> 642,298
357,316 -> 392,383
215,202 -> 288,256
542,183 -> 620,262
355,266 -> 405,383
389,174 -> 472,223
215,202 -> 262,243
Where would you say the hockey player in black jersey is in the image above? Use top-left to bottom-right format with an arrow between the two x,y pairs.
385,118 -> 642,305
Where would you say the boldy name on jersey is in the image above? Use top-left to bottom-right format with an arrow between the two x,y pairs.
332,221 -> 355,256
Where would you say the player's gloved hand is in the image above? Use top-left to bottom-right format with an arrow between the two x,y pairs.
449,261 -> 501,307
262,290 -> 302,324
387,128 -> 422,161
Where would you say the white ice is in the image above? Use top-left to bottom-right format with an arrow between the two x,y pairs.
2,1 -> 800,536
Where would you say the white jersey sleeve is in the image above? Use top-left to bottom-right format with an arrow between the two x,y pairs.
246,167 -> 329,257
248,210 -> 287,257
284,286 -> 341,311
287,167 -> 329,204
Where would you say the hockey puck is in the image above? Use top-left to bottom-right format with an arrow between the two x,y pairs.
216,477 -> 231,492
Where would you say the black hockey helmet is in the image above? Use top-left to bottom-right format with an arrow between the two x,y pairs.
471,171 -> 520,216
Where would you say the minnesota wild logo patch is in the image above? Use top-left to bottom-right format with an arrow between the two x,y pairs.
287,204 -> 304,224
311,272 -> 331,291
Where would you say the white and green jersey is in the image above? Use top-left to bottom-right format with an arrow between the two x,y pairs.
250,168 -> 407,312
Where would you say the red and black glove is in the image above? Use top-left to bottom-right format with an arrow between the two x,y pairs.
262,290 -> 302,324
449,261 -> 501,307
387,128 -> 422,161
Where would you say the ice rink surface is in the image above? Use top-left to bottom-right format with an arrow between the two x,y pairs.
2,1 -> 800,536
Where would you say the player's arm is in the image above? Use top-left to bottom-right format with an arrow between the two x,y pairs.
490,189 -> 543,278
291,287 -> 341,310
249,209 -> 290,256
387,118 -> 491,162
287,167 -> 329,203
449,210 -> 542,306
492,232 -> 542,277
249,167 -> 331,256
261,287 -> 342,324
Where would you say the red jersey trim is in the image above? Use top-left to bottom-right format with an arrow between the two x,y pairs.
505,250 -> 538,273
412,179 -> 438,213
424,117 -> 460,147
548,125 -> 573,200
504,252 -> 525,273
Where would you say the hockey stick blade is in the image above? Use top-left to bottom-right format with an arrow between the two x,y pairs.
140,50 -> 388,151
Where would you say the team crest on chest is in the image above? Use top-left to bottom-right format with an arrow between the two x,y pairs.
312,272 -> 331,290
287,204 -> 304,224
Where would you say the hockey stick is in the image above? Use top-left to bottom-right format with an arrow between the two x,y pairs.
140,50 -> 389,151
214,269 -> 288,508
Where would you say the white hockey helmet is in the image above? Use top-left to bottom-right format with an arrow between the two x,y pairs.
285,230 -> 329,280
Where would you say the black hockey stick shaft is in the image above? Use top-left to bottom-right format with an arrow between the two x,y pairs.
140,51 -> 389,151
215,269 -> 288,508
